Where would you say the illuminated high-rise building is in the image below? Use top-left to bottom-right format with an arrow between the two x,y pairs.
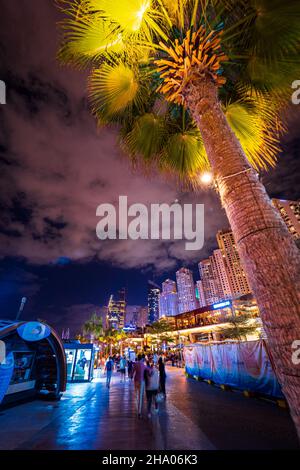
217,230 -> 251,297
195,280 -> 206,308
125,305 -> 148,328
198,257 -> 223,306
176,268 -> 198,314
148,281 -> 160,324
272,198 -> 300,240
213,249 -> 232,299
159,279 -> 179,317
107,287 -> 126,329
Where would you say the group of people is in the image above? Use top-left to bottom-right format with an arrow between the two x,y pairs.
104,353 -> 166,418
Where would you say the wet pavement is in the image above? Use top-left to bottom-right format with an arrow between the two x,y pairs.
0,367 -> 298,450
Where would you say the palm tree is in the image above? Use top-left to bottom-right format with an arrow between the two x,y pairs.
83,312 -> 104,343
148,318 -> 174,334
57,1 -> 300,435
217,313 -> 260,342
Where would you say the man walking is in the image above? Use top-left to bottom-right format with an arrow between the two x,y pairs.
133,354 -> 146,418
105,356 -> 114,388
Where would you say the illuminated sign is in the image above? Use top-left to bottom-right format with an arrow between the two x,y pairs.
123,326 -> 136,331
17,321 -> 51,342
213,301 -> 231,310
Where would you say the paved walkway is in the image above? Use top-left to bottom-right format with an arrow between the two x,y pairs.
0,367 -> 298,450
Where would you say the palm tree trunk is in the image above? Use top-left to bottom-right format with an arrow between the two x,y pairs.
183,68 -> 300,437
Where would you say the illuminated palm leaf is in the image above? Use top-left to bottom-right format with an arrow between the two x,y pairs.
88,63 -> 145,123
90,0 -> 152,33
161,129 -> 209,176
123,113 -> 168,160
224,101 -> 281,171
57,2 -> 124,67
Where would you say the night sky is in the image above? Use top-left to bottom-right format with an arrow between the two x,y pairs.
0,0 -> 299,335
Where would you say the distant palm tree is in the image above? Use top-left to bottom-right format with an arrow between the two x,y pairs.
217,313 -> 260,341
83,312 -> 104,342
57,1 -> 300,435
98,327 -> 124,355
148,318 -> 174,334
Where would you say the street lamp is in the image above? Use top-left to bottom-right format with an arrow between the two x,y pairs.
200,171 -> 213,185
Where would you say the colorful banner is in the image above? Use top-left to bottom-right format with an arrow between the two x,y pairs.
184,340 -> 283,398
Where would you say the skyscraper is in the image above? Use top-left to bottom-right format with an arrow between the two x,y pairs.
147,281 -> 160,324
176,268 -> 198,314
107,287 -> 126,329
272,198 -> 300,240
198,257 -> 223,306
213,249 -> 232,299
125,305 -> 148,328
217,230 -> 251,297
159,279 -> 179,317
195,280 -> 206,308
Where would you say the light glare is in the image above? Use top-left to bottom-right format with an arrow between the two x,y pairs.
200,172 -> 213,184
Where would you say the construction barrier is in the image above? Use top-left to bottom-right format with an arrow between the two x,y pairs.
183,340 -> 283,398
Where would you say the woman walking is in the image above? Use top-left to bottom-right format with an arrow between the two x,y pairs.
158,357 -> 166,398
119,355 -> 127,382
145,361 -> 160,418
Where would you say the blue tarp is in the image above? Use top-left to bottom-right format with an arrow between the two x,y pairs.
184,340 -> 283,398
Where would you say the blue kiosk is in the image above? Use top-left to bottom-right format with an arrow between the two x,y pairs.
0,320 -> 67,406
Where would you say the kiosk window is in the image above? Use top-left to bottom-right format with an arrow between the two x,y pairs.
65,349 -> 76,380
10,352 -> 35,384
73,349 -> 91,381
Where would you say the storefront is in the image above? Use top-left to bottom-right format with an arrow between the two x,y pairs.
0,320 -> 67,406
64,342 -> 94,382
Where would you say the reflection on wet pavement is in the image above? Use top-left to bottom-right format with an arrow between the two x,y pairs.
0,367 -> 298,450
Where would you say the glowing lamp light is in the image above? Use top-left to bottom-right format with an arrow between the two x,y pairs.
200,171 -> 213,185
132,0 -> 150,31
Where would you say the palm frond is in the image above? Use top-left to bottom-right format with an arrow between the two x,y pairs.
88,62 -> 145,123
223,100 -> 282,170
122,113 -> 168,160
90,0 -> 152,32
160,128 -> 209,176
57,2 -> 124,67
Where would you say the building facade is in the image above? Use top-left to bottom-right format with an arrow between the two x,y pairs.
272,198 -> 300,240
148,282 -> 160,324
195,280 -> 206,308
213,249 -> 232,299
216,230 -> 251,297
159,279 -> 179,317
198,257 -> 223,306
107,288 -> 126,329
176,268 -> 198,314
125,305 -> 148,329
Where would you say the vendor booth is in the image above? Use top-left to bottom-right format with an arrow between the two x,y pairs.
0,320 -> 67,406
64,342 -> 94,382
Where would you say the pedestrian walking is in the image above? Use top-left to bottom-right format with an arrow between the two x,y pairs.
119,355 -> 127,382
158,357 -> 166,397
133,354 -> 146,418
127,359 -> 133,380
145,362 -> 160,418
105,356 -> 114,388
